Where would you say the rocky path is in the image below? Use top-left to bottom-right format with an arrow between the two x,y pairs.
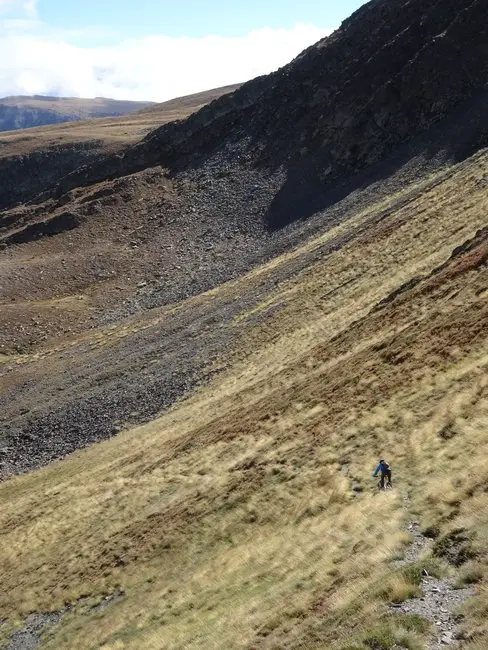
391,498 -> 474,649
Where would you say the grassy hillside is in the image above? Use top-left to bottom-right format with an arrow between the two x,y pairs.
0,86 -> 240,157
0,96 -> 154,115
0,96 -> 155,133
1,147 -> 488,648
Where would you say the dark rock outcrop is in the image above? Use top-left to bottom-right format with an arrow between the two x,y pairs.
44,0 -> 488,222
0,143 -> 103,210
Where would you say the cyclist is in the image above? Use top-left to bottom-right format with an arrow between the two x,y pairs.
373,459 -> 392,488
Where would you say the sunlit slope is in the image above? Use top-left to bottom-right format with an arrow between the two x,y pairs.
0,96 -> 155,133
0,85 -> 240,157
2,150 -> 488,649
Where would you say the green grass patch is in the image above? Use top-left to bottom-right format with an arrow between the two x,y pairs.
455,562 -> 484,588
339,613 -> 431,650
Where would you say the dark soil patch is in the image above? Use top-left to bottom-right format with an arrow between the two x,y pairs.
433,529 -> 477,567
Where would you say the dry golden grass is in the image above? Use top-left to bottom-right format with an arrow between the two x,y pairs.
0,85 -> 239,157
0,97 -> 152,115
2,150 -> 488,648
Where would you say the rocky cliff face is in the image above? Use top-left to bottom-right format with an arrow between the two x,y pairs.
142,0 -> 488,184
1,1 -> 487,232
45,0 -> 488,222
0,143 -> 104,210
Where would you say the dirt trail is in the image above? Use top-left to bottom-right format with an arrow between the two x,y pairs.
391,497 -> 474,649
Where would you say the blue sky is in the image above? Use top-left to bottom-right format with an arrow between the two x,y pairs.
0,0 -> 366,100
40,0 -> 366,41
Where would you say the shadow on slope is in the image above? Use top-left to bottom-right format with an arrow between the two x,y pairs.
264,87 -> 488,230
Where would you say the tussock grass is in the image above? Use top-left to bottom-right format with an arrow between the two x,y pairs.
374,574 -> 422,604
455,562 -> 485,588
339,613 -> 431,650
2,152 -> 488,647
462,640 -> 488,650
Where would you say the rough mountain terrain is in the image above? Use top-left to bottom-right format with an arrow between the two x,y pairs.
0,85 -> 239,210
41,0 -> 488,219
0,96 -> 155,132
1,0 -> 488,648
390,498 -> 476,649
2,144 -> 488,649
2,0 -> 488,475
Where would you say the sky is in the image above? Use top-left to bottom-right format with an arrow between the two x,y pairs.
0,0 -> 366,102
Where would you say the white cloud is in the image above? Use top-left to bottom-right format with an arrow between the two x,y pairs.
0,0 -> 36,16
0,21 -> 332,101
0,0 -> 17,13
23,0 -> 37,19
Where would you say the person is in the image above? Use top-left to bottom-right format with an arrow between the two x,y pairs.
373,459 -> 392,488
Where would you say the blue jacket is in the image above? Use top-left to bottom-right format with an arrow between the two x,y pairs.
374,462 -> 390,476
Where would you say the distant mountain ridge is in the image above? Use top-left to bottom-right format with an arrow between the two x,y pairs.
0,95 -> 155,132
